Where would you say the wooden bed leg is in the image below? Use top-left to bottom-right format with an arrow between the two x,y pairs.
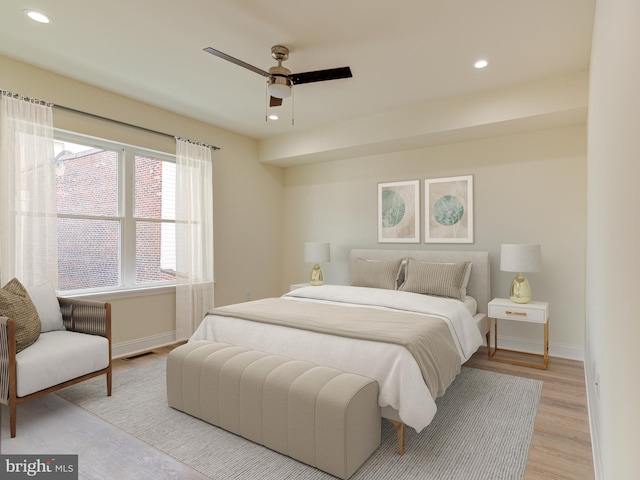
386,418 -> 405,455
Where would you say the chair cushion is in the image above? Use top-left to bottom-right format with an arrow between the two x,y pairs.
25,283 -> 65,333
16,330 -> 109,397
0,278 -> 41,353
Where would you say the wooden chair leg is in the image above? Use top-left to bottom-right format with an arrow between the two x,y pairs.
106,370 -> 112,396
10,402 -> 17,438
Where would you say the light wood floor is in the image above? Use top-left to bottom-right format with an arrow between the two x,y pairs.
466,347 -> 595,480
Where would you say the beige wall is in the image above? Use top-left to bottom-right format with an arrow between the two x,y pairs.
0,54 -> 285,351
587,0 -> 640,478
284,126 -> 587,357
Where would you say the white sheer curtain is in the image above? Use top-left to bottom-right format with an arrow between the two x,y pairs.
175,138 -> 214,340
0,91 -> 57,287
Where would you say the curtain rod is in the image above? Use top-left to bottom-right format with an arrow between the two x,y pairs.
54,104 -> 220,151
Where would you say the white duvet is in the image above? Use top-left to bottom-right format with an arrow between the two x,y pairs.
190,285 -> 483,432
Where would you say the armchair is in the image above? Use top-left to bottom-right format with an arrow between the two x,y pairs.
0,297 -> 111,437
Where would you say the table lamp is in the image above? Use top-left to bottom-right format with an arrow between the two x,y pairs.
304,242 -> 330,286
500,244 -> 541,304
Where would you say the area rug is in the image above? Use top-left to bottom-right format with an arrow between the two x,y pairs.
57,353 -> 542,480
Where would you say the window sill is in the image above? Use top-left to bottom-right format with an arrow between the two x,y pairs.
58,284 -> 176,301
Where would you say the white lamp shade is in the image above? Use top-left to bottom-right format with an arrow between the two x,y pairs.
500,244 -> 541,273
304,242 -> 330,264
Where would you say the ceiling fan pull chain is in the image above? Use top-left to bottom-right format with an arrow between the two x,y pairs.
265,81 -> 268,122
291,86 -> 295,126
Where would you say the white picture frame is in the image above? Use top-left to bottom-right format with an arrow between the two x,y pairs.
377,180 -> 420,243
425,175 -> 474,243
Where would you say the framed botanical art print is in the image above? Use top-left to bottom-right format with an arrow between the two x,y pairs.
425,175 -> 473,243
378,180 -> 420,243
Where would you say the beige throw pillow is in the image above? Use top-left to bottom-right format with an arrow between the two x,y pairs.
0,278 -> 41,353
351,258 -> 403,290
399,259 -> 470,301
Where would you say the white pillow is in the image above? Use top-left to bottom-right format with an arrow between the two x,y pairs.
25,283 -> 65,333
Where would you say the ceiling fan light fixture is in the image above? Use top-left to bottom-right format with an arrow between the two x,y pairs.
203,44 -> 351,114
267,76 -> 292,99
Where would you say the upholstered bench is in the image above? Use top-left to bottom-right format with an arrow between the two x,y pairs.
167,340 -> 381,479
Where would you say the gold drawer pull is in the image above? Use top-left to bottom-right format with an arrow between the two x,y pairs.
505,311 -> 527,316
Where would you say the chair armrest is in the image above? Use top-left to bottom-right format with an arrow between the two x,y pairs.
58,298 -> 111,341
0,316 -> 16,405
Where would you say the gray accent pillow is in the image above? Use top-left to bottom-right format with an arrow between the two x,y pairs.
0,278 -> 41,353
351,258 -> 403,290
399,259 -> 470,301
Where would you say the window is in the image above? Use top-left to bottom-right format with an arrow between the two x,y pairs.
55,132 -> 176,293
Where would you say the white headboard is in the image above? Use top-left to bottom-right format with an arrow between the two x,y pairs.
349,249 -> 491,315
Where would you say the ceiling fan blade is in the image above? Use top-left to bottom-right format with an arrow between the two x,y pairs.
290,66 -> 352,85
203,47 -> 271,78
269,96 -> 283,107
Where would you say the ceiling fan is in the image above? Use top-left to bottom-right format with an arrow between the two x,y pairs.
203,45 -> 352,107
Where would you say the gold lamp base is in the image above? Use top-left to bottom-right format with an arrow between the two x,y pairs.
509,273 -> 532,303
310,264 -> 324,286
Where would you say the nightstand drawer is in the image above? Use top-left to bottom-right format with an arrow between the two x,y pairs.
488,300 -> 548,323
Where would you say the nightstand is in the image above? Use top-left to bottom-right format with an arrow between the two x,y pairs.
290,283 -> 311,291
487,298 -> 549,369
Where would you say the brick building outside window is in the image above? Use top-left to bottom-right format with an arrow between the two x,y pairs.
55,134 -> 176,293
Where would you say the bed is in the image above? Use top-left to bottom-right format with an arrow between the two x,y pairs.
190,249 -> 490,449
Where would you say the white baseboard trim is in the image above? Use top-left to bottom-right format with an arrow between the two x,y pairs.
585,358 -> 604,479
112,332 -> 178,359
483,334 -> 585,361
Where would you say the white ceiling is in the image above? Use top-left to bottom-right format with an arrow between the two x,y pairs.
0,1 -> 595,141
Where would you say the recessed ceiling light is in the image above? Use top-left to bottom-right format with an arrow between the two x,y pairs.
474,59 -> 488,69
268,114 -> 279,121
24,10 -> 52,24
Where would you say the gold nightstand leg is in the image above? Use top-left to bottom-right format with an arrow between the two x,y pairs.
487,317 -> 499,360
486,317 -> 491,359
544,318 -> 549,368
487,316 -> 549,369
494,318 -> 498,350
